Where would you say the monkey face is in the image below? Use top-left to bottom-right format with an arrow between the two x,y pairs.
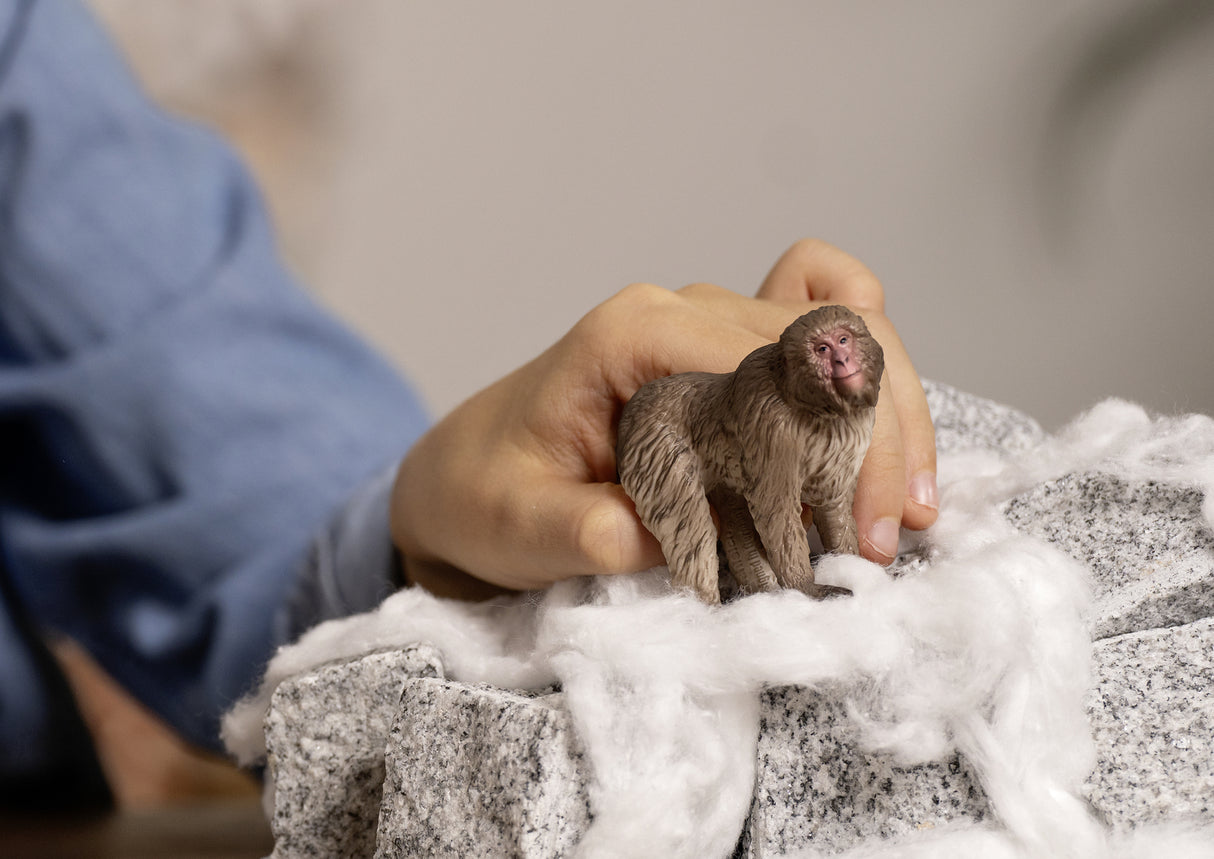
780,305 -> 883,411
812,326 -> 867,398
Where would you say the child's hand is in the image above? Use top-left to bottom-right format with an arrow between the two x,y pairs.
390,239 -> 937,600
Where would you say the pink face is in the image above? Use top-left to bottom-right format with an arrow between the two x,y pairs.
812,326 -> 866,395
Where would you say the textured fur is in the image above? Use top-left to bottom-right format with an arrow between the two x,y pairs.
616,305 -> 884,603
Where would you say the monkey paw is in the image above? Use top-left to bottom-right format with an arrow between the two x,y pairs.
802,582 -> 852,600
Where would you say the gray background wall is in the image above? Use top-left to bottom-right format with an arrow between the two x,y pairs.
93,0 -> 1214,429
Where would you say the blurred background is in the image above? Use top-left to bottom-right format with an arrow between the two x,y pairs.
88,0 -> 1213,430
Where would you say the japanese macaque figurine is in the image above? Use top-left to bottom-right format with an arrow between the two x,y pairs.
616,305 -> 883,604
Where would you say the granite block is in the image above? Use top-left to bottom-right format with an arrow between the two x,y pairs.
738,618 -> 1214,857
1003,472 -> 1214,638
738,685 -> 991,857
924,380 -> 1046,456
265,645 -> 445,859
1086,616 -> 1214,828
254,384 -> 1214,855
374,677 -> 591,859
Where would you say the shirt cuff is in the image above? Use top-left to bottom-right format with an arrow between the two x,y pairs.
276,462 -> 403,644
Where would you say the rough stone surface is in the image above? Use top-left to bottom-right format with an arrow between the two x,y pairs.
265,645 -> 444,859
257,385 -> 1214,856
1004,472 -> 1214,638
373,677 -> 590,859
739,616 -> 1214,855
1086,617 -> 1214,829
738,615 -> 1214,857
924,379 -> 1046,457
738,685 -> 990,858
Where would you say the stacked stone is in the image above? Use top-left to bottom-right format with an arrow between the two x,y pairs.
262,382 -> 1213,856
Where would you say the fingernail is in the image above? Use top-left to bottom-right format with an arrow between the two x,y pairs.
863,517 -> 901,563
909,471 -> 939,511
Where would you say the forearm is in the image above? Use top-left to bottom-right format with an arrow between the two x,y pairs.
0,0 -> 428,752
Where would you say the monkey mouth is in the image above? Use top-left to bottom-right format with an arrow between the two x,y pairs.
834,370 -> 865,389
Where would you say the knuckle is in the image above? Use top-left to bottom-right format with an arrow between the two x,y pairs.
834,278 -> 885,314
857,307 -> 891,333
575,283 -> 675,347
842,271 -> 886,313
789,236 -> 828,256
675,281 -> 724,302
794,237 -> 886,311
613,281 -> 675,310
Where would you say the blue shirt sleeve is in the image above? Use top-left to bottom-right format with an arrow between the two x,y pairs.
0,0 -> 429,756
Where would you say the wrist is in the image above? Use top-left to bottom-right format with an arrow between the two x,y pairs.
398,553 -> 515,602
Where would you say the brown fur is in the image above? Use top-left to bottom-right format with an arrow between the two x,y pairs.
616,305 -> 883,603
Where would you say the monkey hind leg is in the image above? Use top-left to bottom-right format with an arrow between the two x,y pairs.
751,499 -> 852,601
709,488 -> 777,596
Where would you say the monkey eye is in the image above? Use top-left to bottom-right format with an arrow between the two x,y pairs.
839,335 -> 848,345
816,344 -> 830,354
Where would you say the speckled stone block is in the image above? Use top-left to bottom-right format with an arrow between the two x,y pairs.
256,383 -> 1214,856
1086,616 -> 1214,828
1003,472 -> 1214,638
737,685 -> 990,857
924,380 -> 1046,456
265,645 -> 445,859
738,617 -> 1214,857
373,677 -> 591,859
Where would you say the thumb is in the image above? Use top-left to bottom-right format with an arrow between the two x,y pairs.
531,480 -> 665,580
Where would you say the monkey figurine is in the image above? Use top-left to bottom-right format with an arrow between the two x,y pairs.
616,304 -> 883,604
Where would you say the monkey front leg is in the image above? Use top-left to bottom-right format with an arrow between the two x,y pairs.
644,493 -> 723,604
811,496 -> 860,556
798,497 -> 859,598
749,494 -> 848,600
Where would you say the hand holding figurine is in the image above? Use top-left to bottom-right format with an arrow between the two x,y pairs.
390,240 -> 938,600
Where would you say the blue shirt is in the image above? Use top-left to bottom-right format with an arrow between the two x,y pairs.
0,0 -> 429,776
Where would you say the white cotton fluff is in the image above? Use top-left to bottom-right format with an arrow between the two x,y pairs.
222,400 -> 1214,858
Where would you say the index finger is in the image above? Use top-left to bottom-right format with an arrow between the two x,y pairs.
758,238 -> 885,311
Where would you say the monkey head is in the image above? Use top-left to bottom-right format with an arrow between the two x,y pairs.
779,305 -> 883,411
